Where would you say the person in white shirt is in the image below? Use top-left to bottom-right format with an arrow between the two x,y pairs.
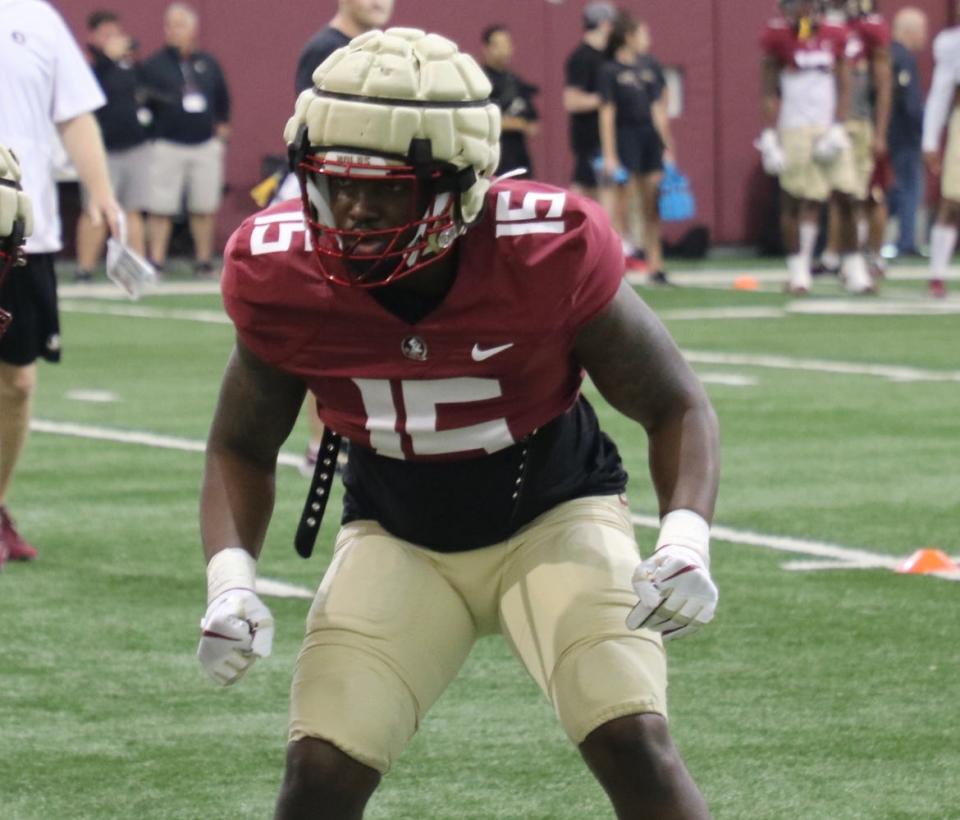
0,0 -> 120,562
921,8 -> 960,298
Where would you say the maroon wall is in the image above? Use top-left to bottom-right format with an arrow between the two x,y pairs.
53,0 -> 954,247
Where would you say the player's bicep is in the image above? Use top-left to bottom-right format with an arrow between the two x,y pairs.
574,281 -> 706,430
208,338 -> 307,466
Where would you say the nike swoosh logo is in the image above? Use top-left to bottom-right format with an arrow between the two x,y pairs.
471,343 -> 514,361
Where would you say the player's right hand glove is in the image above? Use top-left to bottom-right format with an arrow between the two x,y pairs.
197,548 -> 274,686
755,128 -> 785,175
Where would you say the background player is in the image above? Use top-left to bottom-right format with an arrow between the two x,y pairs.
197,28 -> 719,819
758,0 -> 874,294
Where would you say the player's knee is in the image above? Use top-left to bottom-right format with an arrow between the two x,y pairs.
585,713 -> 684,788
279,737 -> 380,811
0,365 -> 36,405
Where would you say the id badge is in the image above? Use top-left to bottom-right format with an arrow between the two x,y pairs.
182,92 -> 207,113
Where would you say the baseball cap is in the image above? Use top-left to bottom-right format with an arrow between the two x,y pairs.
583,1 -> 617,28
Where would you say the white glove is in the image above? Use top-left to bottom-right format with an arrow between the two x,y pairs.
626,510 -> 718,641
812,123 -> 851,164
198,589 -> 274,685
754,128 -> 785,175
0,144 -> 33,240
197,548 -> 274,685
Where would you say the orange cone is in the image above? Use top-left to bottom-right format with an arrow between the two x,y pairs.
733,275 -> 759,291
895,548 -> 960,575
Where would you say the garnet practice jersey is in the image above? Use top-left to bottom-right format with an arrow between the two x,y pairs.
761,17 -> 848,129
222,179 -> 629,550
843,14 -> 891,122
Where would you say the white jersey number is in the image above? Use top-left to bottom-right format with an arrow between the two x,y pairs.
494,191 -> 566,237
352,378 -> 514,458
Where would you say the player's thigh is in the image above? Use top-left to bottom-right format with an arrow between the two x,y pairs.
186,138 -> 224,214
846,120 -> 874,201
146,140 -> 187,215
290,520 -> 476,773
780,126 -> 830,201
499,496 -> 667,745
942,109 -> 960,202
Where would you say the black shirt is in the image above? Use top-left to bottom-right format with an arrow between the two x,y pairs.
564,42 -> 606,155
295,26 -> 351,94
139,46 -> 230,144
341,395 -> 628,551
484,65 -> 539,177
88,47 -> 149,151
598,57 -> 662,128
888,41 -> 923,151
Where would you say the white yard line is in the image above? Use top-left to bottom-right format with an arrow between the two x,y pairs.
60,301 -> 231,325
682,350 -> 960,383
29,418 -> 959,583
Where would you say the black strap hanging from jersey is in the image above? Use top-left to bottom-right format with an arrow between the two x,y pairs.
294,427 -> 341,558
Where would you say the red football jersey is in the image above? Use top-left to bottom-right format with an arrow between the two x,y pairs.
759,17 -> 847,71
222,179 -> 624,462
845,14 -> 891,62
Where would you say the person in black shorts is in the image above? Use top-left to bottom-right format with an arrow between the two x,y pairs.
563,1 -> 617,198
599,11 -> 674,283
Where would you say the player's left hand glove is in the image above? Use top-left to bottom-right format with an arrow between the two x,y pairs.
626,510 -> 718,641
0,144 -> 33,242
812,123 -> 851,164
197,548 -> 274,686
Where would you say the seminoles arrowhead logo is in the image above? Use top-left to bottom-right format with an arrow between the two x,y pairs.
471,342 -> 514,362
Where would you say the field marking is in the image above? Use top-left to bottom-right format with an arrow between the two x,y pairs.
256,578 -> 314,600
29,418 -> 959,583
682,350 -> 960,383
697,372 -> 758,387
65,389 -> 119,403
60,301 -> 231,325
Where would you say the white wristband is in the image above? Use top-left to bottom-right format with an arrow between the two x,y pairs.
655,509 -> 711,565
206,547 -> 257,603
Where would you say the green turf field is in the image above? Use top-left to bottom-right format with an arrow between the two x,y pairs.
1,266 -> 958,819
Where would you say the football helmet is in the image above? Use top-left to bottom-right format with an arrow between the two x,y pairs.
283,28 -> 501,287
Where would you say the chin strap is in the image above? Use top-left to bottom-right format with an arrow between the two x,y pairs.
294,426 -> 342,558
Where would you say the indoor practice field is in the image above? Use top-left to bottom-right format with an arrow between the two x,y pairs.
1,261 -> 958,819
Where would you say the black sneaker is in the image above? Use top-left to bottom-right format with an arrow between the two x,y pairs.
649,270 -> 671,285
73,269 -> 94,283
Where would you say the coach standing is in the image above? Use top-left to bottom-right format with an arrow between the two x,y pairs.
140,2 -> 230,276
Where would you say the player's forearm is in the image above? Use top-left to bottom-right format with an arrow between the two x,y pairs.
599,105 -> 616,160
647,400 -> 720,523
652,101 -> 673,153
761,58 -> 781,128
563,87 -> 601,114
872,51 -> 893,137
834,62 -> 852,123
200,445 -> 277,562
56,113 -> 112,201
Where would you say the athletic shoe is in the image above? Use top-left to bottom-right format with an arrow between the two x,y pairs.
649,270 -> 671,285
929,278 -> 947,299
624,256 -> 648,273
194,261 -> 216,278
811,260 -> 840,276
0,506 -> 38,561
72,269 -> 94,283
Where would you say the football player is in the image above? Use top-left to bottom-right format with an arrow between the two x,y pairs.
922,1 -> 960,298
197,29 -> 719,818
817,0 -> 892,282
758,0 -> 874,294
